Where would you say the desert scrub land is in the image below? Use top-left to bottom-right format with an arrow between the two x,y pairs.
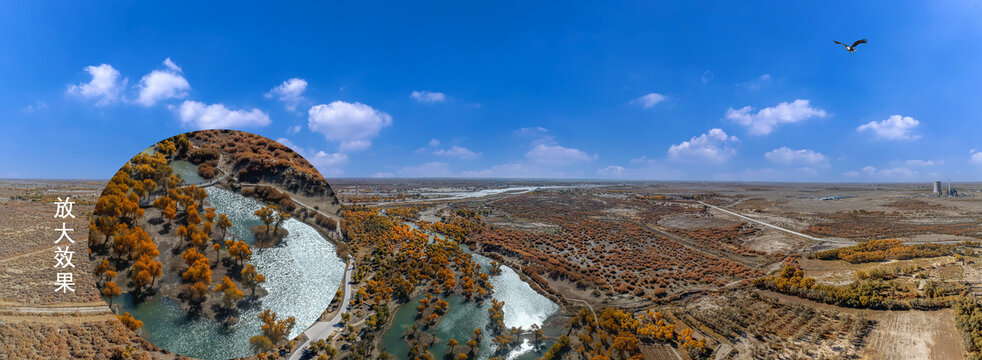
7,179 -> 982,359
0,180 -> 177,359
471,188 -> 765,303
327,180 -> 982,359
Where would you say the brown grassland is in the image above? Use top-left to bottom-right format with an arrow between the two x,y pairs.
5,179 -> 982,359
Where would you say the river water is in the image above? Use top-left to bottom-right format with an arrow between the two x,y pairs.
171,160 -> 206,185
379,225 -> 560,359
382,185 -> 577,204
109,187 -> 344,359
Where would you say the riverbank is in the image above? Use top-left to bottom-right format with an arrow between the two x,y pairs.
222,181 -> 347,257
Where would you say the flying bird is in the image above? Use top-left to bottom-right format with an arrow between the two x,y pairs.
834,39 -> 867,53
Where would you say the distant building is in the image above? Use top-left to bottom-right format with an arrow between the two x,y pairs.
932,179 -> 958,197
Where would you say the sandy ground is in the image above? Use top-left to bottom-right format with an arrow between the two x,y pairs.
863,309 -> 963,360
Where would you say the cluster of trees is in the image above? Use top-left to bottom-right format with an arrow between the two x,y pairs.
187,146 -> 220,165
253,205 -> 291,248
481,299 -> 542,356
855,263 -> 925,281
953,296 -> 982,359
406,326 -> 485,360
242,186 -> 297,212
90,136 -> 266,324
213,275 -> 244,309
329,208 -> 497,358
754,264 -> 960,310
547,307 -> 709,360
197,163 -> 217,179
90,154 -> 171,303
314,213 -> 339,231
161,184 -> 255,311
116,312 -> 143,331
249,309 -> 296,352
304,338 -> 338,359
416,209 -> 485,242
415,293 -> 449,328
811,239 -> 956,263
339,193 -> 421,204
386,206 -> 420,221
487,299 -> 505,334
188,130 -> 330,196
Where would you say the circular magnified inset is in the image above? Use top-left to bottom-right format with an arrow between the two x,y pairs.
87,130 -> 346,359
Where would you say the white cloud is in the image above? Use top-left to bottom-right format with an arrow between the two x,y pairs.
725,99 -> 827,135
701,70 -> 713,84
429,139 -> 440,147
22,101 -> 48,113
629,156 -> 652,164
306,151 -> 349,169
525,144 -> 596,165
275,138 -> 348,176
764,147 -> 829,167
597,165 -> 626,176
410,90 -> 447,103
456,130 -> 594,178
668,128 -> 739,163
433,145 -> 480,159
881,167 -> 920,177
515,127 -> 549,136
266,78 -> 308,111
513,126 -> 558,147
904,159 -> 943,167
67,64 -> 127,105
633,93 -> 666,108
276,137 -> 301,150
736,74 -> 771,91
287,125 -> 302,134
857,115 -> 920,140
176,100 -> 271,129
714,167 -> 820,182
843,164 -> 934,181
163,58 -> 182,72
136,59 -> 190,106
592,157 -> 689,180
398,162 -> 453,177
461,162 -> 575,179
339,140 -> 372,152
307,101 -> 392,152
971,150 -> 982,164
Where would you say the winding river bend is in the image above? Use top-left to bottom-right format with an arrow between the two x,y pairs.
380,225 -> 560,360
110,187 -> 345,359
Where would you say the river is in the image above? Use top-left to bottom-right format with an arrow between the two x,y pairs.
109,187 -> 345,359
170,160 -> 206,185
381,185 -> 577,204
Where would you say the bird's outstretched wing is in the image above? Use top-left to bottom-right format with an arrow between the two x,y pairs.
851,39 -> 867,48
833,40 -> 847,47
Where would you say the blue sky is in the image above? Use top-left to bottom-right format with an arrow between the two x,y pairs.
3,1 -> 982,181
